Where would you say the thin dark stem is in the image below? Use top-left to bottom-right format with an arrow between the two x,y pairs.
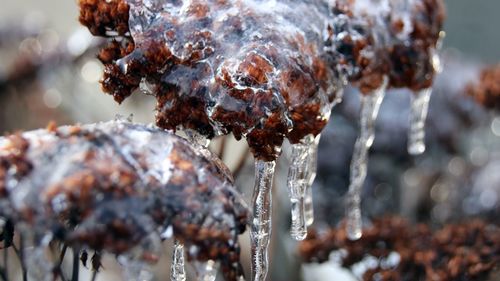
89,270 -> 97,281
71,248 -> 79,281
0,266 -> 7,281
233,148 -> 250,179
219,136 -> 227,161
18,234 -> 27,281
3,238 -> 8,281
55,244 -> 68,281
58,245 -> 68,267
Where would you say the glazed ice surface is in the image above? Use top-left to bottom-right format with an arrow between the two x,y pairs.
79,0 -> 443,161
0,120 -> 248,280
76,1 -> 445,278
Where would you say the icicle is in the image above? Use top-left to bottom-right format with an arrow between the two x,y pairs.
194,260 -> 218,281
287,135 -> 318,240
407,45 -> 441,155
304,134 -> 321,227
304,186 -> 315,226
251,160 -> 276,281
346,79 -> 387,240
407,88 -> 432,155
171,240 -> 187,281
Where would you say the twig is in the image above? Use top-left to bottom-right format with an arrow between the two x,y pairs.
71,248 -> 80,281
18,233 -> 27,281
55,244 -> 68,281
219,136 -> 227,161
2,233 -> 8,281
89,270 -> 97,281
0,265 -> 7,281
58,245 -> 68,267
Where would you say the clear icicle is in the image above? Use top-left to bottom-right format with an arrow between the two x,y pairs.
304,186 -> 315,226
194,260 -> 218,281
251,160 -> 276,281
407,88 -> 432,155
346,79 -> 387,241
304,134 -> 321,227
287,134 -> 319,240
171,240 -> 187,281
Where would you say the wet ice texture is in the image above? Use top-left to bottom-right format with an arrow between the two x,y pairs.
287,134 -> 321,240
346,79 -> 387,240
408,88 -> 432,155
113,0 -> 345,160
171,240 -> 187,281
305,135 -> 321,227
407,48 -> 443,155
76,1 -> 444,278
75,0 -> 445,166
80,0 -> 444,161
251,160 -> 276,281
0,120 -> 248,281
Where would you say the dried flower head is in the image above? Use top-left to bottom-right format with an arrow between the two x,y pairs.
0,120 -> 248,280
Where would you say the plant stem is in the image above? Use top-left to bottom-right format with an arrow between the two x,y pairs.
71,248 -> 79,281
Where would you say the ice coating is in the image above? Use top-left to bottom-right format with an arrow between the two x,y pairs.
346,78 -> 387,240
104,0 -> 338,161
327,0 -> 445,92
77,0 -> 444,161
0,120 -> 248,281
75,0 -> 445,266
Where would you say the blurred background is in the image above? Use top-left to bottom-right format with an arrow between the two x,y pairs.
0,1 -> 499,281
